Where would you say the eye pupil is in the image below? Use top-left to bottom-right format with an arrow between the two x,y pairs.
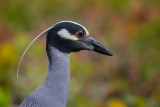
77,31 -> 84,38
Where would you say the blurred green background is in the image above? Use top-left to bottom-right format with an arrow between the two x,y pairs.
0,0 -> 160,107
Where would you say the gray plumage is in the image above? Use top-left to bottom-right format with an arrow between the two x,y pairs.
19,21 -> 112,107
20,47 -> 69,107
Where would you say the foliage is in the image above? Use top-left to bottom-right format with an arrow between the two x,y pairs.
0,0 -> 160,107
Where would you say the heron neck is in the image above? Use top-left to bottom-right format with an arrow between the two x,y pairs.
44,45 -> 70,106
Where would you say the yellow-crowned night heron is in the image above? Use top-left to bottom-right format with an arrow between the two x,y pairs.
18,21 -> 113,107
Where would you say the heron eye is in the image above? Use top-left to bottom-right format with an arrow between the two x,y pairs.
76,31 -> 84,38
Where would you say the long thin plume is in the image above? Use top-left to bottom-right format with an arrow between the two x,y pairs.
17,26 -> 53,85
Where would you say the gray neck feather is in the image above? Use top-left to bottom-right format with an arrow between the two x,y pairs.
20,44 -> 70,107
39,46 -> 70,107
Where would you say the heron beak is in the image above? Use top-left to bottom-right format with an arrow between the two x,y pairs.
83,36 -> 113,56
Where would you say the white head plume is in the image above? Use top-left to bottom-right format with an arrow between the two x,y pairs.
17,26 -> 53,85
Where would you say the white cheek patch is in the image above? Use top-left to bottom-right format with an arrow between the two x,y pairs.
57,28 -> 78,40
55,21 -> 90,36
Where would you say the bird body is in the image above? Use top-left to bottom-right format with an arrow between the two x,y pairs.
19,21 -> 112,107
20,46 -> 70,107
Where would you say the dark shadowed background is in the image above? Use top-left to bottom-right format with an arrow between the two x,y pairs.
0,0 -> 160,107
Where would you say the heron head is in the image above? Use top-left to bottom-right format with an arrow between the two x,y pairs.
47,21 -> 113,56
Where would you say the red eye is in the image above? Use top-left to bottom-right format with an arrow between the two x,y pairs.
76,31 -> 84,38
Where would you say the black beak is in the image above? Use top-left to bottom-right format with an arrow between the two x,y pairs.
90,38 -> 113,56
82,36 -> 113,56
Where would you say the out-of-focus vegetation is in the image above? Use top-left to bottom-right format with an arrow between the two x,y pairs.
0,0 -> 160,107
